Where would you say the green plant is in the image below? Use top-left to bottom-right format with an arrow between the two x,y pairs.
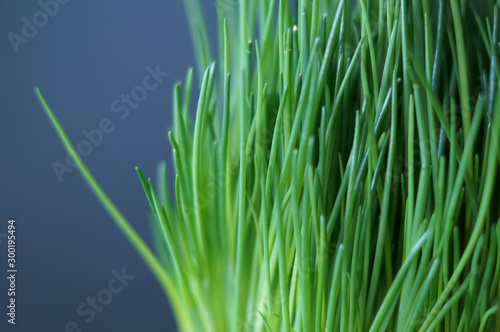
37,0 -> 500,331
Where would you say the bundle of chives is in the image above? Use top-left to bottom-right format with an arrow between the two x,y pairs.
38,0 -> 500,331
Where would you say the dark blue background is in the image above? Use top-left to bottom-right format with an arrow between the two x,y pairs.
0,1 -> 217,330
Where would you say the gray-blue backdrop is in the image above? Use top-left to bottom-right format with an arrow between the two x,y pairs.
0,1 -> 219,330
